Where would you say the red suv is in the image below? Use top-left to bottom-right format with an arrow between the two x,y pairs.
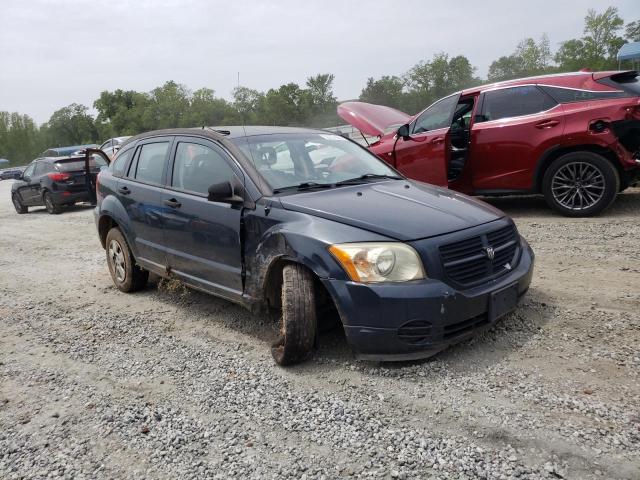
339,70 -> 640,216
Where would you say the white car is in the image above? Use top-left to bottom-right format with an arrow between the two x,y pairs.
99,136 -> 131,159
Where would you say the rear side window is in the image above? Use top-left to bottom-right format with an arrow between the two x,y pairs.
34,162 -> 48,176
541,86 -> 629,103
111,148 -> 133,177
171,142 -> 237,195
481,86 -> 557,121
597,72 -> 640,96
131,142 -> 170,185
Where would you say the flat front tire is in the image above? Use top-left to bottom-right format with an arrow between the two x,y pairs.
542,152 -> 619,217
105,227 -> 148,292
271,264 -> 317,366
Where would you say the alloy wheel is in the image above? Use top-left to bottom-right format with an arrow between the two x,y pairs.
551,161 -> 605,211
108,239 -> 126,283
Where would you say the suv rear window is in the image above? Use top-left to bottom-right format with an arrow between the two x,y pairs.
481,86 -> 557,121
55,156 -> 107,172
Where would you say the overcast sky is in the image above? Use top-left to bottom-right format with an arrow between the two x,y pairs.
1,0 -> 638,123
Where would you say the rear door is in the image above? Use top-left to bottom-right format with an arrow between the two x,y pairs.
161,137 -> 244,299
392,94 -> 459,187
116,137 -> 173,269
469,85 -> 564,192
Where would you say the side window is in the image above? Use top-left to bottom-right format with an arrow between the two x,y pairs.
413,94 -> 460,134
34,162 -> 47,176
540,86 -> 628,103
111,147 -> 133,177
481,86 -> 556,121
131,142 -> 170,185
23,163 -> 36,178
171,142 -> 237,195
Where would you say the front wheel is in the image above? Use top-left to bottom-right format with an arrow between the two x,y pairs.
271,264 -> 317,366
105,227 -> 148,292
43,191 -> 62,214
12,194 -> 28,214
542,152 -> 619,217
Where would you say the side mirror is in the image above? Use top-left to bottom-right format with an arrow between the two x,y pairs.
207,181 -> 243,205
397,124 -> 411,139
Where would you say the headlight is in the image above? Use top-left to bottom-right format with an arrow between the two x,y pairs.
329,242 -> 426,283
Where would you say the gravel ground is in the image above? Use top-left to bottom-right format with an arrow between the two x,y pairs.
0,179 -> 639,479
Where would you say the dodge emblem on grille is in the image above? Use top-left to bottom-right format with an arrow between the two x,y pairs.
483,246 -> 495,260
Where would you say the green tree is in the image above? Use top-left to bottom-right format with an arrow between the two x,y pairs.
94,89 -> 151,137
555,7 -> 625,71
625,20 -> 640,41
45,104 -> 98,147
488,35 -> 554,82
359,76 -> 405,110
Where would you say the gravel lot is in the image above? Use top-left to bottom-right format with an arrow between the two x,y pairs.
1,179 -> 639,479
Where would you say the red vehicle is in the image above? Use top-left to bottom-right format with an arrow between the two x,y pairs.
339,70 -> 640,216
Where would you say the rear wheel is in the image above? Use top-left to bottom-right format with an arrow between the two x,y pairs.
105,227 -> 148,292
542,152 -> 619,217
271,264 -> 317,366
12,194 -> 28,214
43,191 -> 62,214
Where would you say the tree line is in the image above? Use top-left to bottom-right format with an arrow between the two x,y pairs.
1,7 -> 638,167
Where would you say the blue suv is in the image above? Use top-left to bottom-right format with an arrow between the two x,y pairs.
94,127 -> 534,365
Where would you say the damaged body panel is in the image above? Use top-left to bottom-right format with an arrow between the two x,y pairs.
94,126 -> 534,364
338,70 -> 640,216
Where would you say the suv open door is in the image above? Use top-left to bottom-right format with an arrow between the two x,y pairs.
82,148 -> 111,205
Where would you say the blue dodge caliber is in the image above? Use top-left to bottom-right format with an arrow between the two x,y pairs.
94,127 -> 534,365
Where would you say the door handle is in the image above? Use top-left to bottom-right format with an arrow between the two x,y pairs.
118,186 -> 131,195
535,120 -> 559,129
163,198 -> 182,209
430,136 -> 445,144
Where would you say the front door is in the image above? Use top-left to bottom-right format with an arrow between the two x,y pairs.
161,137 -> 244,299
116,137 -> 173,269
392,94 -> 460,187
15,163 -> 37,205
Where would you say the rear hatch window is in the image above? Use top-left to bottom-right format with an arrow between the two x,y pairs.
55,156 -> 107,172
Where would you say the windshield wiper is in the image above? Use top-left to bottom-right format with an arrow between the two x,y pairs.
271,182 -> 335,194
335,173 -> 403,185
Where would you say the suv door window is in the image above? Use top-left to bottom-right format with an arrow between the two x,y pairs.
34,162 -> 47,176
412,94 -> 460,134
171,142 -> 238,195
132,142 -> 170,185
22,163 -> 35,179
481,86 -> 557,121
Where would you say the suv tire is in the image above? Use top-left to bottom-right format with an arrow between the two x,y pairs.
43,191 -> 62,214
12,194 -> 28,214
105,227 -> 149,292
542,152 -> 619,217
271,264 -> 317,366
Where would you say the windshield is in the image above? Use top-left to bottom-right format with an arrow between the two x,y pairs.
232,132 -> 401,191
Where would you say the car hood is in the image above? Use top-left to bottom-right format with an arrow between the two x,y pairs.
337,102 -> 412,137
278,181 -> 504,241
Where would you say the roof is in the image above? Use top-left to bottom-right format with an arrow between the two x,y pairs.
120,126 -> 329,148
617,42 -> 640,61
460,71 -> 596,96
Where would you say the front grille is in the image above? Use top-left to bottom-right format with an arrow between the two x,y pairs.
439,224 -> 519,287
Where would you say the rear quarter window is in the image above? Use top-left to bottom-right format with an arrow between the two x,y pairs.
111,148 -> 133,177
597,72 -> 640,96
541,86 -> 629,103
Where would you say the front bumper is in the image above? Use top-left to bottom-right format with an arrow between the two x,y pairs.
321,239 -> 534,361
